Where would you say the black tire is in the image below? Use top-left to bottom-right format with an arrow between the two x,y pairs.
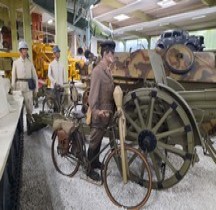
186,44 -> 196,51
157,44 -> 165,49
165,44 -> 195,75
103,146 -> 152,209
51,131 -> 82,177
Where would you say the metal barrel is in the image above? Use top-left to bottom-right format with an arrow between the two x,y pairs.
179,89 -> 216,102
179,89 -> 216,123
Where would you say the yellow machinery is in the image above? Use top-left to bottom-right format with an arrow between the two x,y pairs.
0,43 -> 82,86
32,42 -> 81,86
0,51 -> 19,78
68,51 -> 83,81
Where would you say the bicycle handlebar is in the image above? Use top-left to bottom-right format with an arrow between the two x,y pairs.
107,110 -> 122,126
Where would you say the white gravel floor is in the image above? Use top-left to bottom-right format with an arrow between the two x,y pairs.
20,125 -> 216,210
20,82 -> 216,210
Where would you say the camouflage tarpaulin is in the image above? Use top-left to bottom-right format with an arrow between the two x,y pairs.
111,49 -> 216,83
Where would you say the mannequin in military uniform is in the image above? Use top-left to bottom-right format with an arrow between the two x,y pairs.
87,40 -> 116,181
12,41 -> 38,117
48,46 -> 65,88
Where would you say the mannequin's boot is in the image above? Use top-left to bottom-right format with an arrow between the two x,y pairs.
87,148 -> 101,181
91,143 -> 104,170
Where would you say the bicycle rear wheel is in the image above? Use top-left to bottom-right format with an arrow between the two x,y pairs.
103,146 -> 152,209
51,131 -> 83,177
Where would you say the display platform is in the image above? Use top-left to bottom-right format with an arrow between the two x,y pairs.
0,92 -> 24,210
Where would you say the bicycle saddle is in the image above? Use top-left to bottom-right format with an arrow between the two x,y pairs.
72,110 -> 85,119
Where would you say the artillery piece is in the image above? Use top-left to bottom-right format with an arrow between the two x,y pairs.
110,45 -> 216,189
31,44 -> 216,191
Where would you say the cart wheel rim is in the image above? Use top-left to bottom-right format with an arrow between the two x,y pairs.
124,87 -> 194,189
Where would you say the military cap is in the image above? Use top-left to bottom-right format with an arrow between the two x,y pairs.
53,45 -> 61,53
84,49 -> 91,59
100,40 -> 116,50
77,47 -> 84,55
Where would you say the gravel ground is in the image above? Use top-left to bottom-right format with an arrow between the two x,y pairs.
20,82 -> 216,210
19,125 -> 216,210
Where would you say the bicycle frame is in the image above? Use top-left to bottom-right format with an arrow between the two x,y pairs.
76,118 -> 120,173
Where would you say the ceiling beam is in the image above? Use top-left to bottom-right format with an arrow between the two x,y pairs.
159,23 -> 179,30
100,0 -> 123,8
125,31 -> 150,39
95,0 -> 157,38
182,20 -> 216,31
188,25 -> 216,31
131,10 -> 153,22
113,6 -> 216,34
98,0 -> 153,22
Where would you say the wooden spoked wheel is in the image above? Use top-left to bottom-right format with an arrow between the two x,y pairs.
124,87 -> 194,189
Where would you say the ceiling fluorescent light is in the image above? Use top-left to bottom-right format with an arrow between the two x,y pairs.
192,15 -> 206,20
47,19 -> 53,25
157,0 -> 176,8
114,14 -> 130,21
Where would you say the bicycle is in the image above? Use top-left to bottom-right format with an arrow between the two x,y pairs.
51,110 -> 152,209
42,77 -> 82,116
64,77 -> 83,117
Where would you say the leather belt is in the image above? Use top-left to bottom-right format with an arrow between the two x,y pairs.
16,79 -> 29,81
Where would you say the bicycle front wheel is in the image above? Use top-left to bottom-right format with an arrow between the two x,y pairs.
103,146 -> 152,209
51,131 -> 82,177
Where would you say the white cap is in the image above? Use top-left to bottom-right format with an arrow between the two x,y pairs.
18,40 -> 28,50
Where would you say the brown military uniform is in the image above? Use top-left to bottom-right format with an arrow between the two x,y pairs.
88,60 -> 114,153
